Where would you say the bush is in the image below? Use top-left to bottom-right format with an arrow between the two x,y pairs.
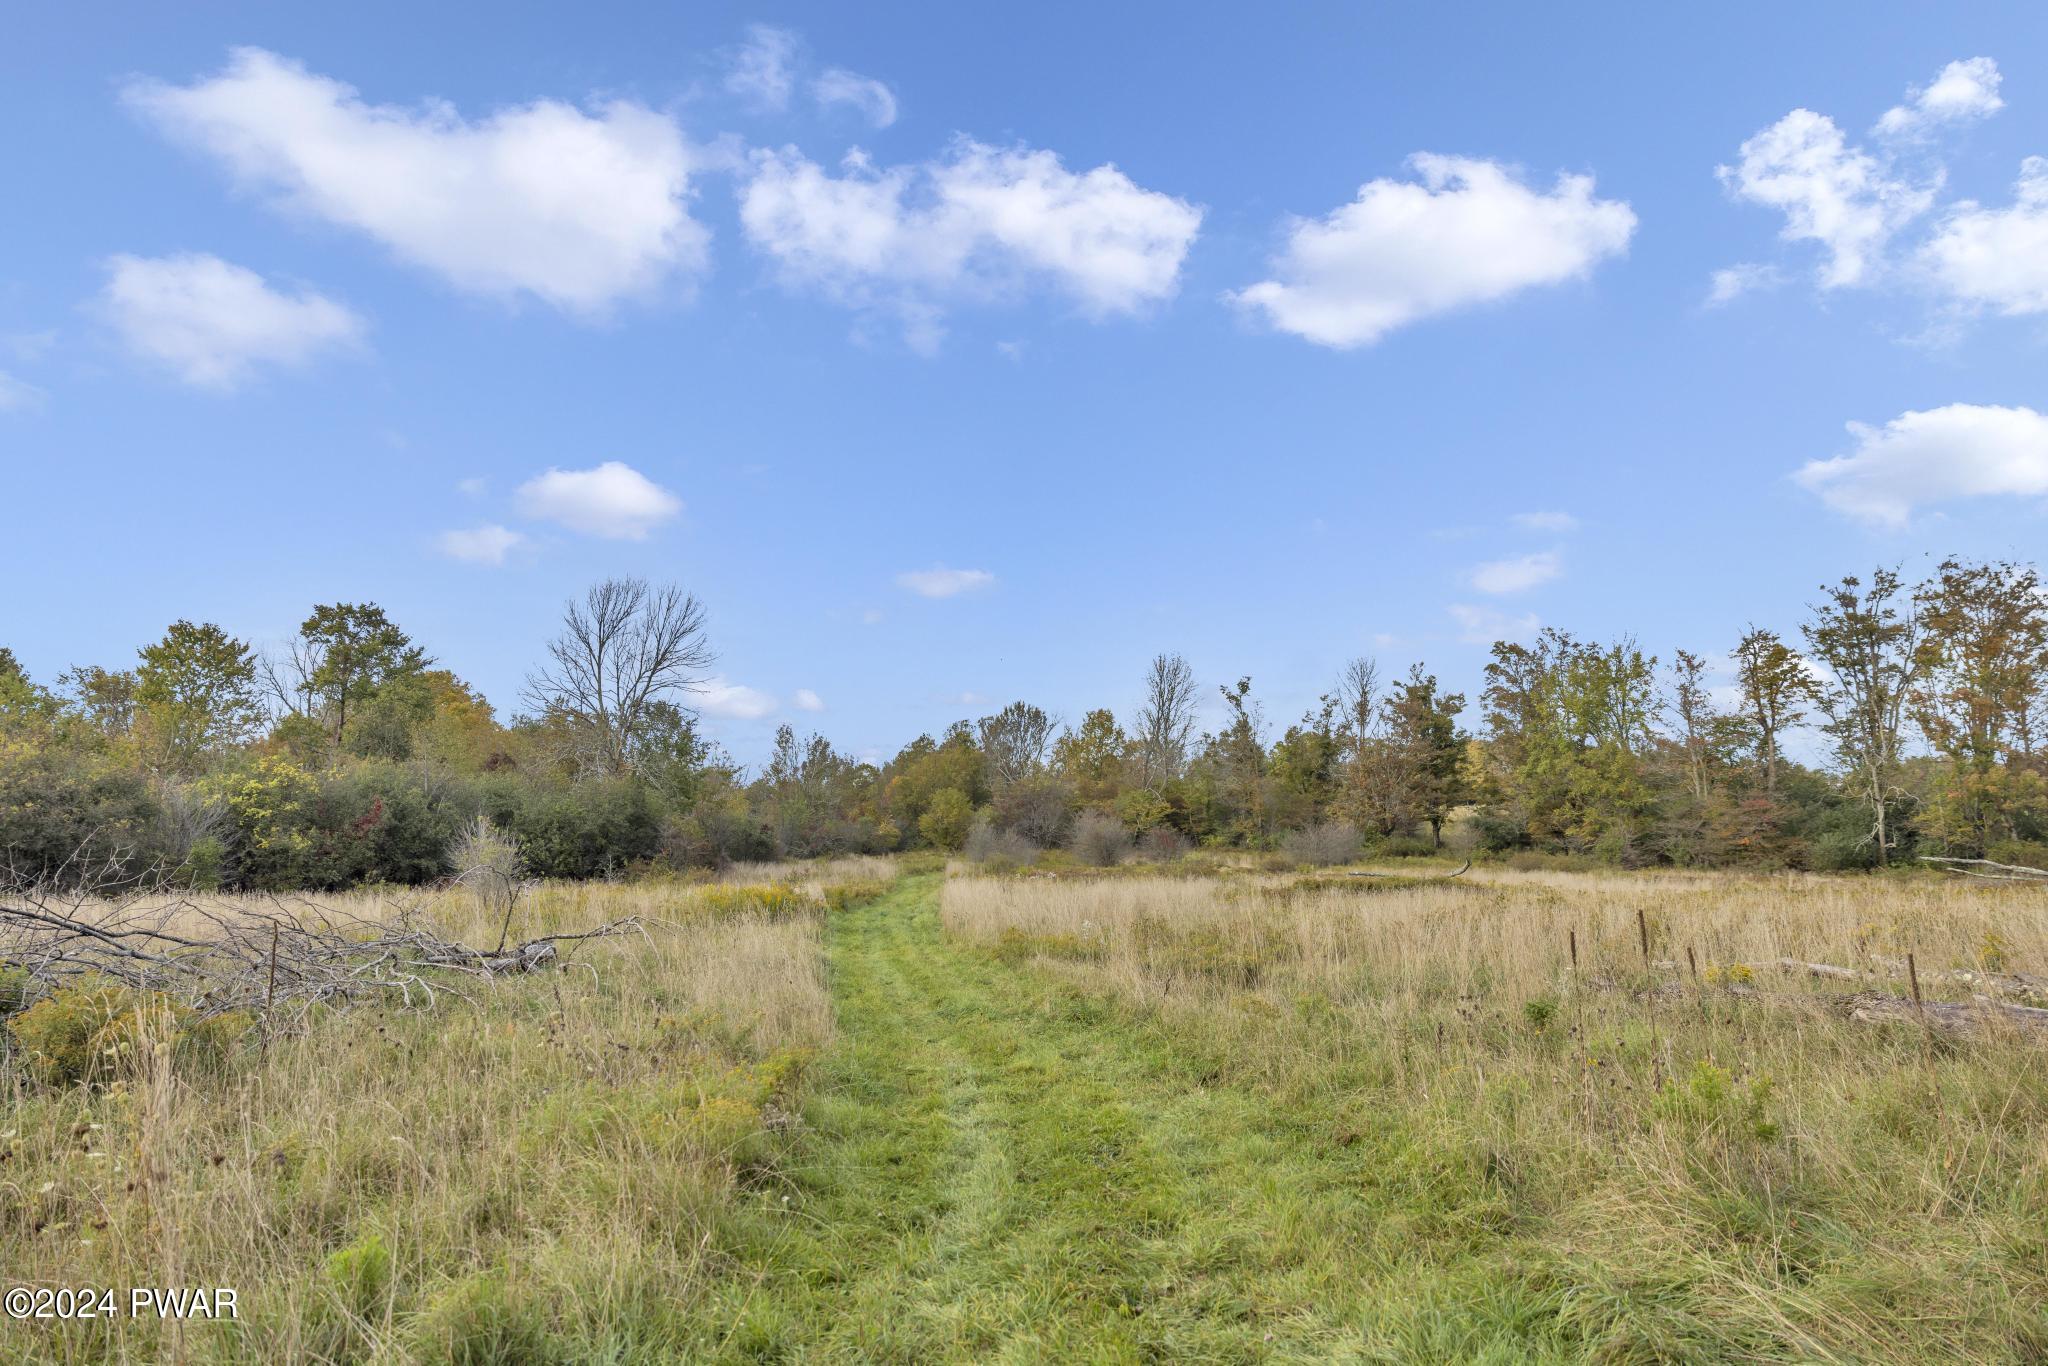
0,742 -> 162,888
1282,821 -> 1361,867
964,818 -> 1038,870
1133,825 -> 1191,863
4,982 -> 252,1087
1066,812 -> 1129,867
918,788 -> 975,851
1377,834 -> 1439,859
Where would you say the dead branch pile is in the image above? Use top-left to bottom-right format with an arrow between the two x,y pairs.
0,872 -> 643,1031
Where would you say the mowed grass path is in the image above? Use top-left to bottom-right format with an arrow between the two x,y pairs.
695,877 -> 1568,1362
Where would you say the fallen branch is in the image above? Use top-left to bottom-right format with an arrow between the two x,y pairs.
1,874 -> 644,1032
1919,856 -> 2048,883
1346,860 -> 1471,881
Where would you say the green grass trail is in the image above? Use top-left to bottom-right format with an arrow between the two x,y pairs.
696,877 -> 1569,1363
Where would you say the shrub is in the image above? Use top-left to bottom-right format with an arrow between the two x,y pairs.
0,741 -> 163,888
1066,811 -> 1129,867
1377,834 -> 1439,859
1282,821 -> 1361,867
1133,825 -> 1191,863
3,982 -> 251,1086
964,818 -> 1039,870
918,788 -> 975,851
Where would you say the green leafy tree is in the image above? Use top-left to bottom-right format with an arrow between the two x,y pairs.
135,620 -> 265,775
1912,558 -> 2048,852
1802,569 -> 1922,866
1387,664 -> 1468,847
271,603 -> 430,750
1052,708 -> 1130,808
1732,626 -> 1813,800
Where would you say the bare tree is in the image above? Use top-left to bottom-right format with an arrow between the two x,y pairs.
1133,652 -> 1199,785
524,578 -> 713,776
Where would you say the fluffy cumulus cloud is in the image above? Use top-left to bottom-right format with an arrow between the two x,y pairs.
697,677 -> 779,720
1718,109 -> 1932,288
1875,57 -> 2004,139
895,565 -> 994,598
436,524 -> 524,566
813,68 -> 897,128
1468,550 -> 1563,594
1794,403 -> 2048,525
1228,155 -> 1635,348
514,462 -> 682,539
100,252 -> 363,389
1718,59 -> 2012,296
740,139 -> 1201,344
793,688 -> 825,712
1922,157 -> 2048,315
128,48 -> 706,313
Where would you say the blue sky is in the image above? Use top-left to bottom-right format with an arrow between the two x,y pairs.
5,3 -> 2048,765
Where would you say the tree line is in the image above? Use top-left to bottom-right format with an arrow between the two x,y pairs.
4,559 -> 2045,890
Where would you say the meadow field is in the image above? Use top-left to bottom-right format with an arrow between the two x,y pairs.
4,859 -> 2048,1362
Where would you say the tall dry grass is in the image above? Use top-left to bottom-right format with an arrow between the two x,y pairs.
941,868 -> 2048,1359
0,880 -> 833,1362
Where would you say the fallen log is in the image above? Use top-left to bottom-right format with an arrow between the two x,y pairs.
1919,856 -> 2048,884
1572,969 -> 2048,1040
1346,860 -> 1471,881
1834,990 -> 2048,1037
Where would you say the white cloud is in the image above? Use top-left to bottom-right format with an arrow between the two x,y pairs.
515,461 -> 682,539
1705,261 -> 1785,306
1876,57 -> 2003,139
1448,603 -> 1540,645
813,68 -> 897,128
740,138 -> 1201,342
895,565 -> 994,598
726,26 -> 798,111
1923,157 -> 2048,315
99,252 -> 363,390
793,688 -> 825,712
1227,154 -> 1635,348
1468,550 -> 1563,594
860,608 -> 884,625
1719,109 -> 1932,288
1794,403 -> 2048,525
436,524 -> 524,566
0,370 -> 46,412
129,48 -> 706,313
697,677 -> 778,720
456,476 -> 487,496
1511,510 -> 1579,533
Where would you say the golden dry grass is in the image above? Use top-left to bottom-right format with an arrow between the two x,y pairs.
0,879 -> 833,1363
938,866 -> 2048,1360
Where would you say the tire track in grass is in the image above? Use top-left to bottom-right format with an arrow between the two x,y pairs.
699,876 -> 1562,1362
